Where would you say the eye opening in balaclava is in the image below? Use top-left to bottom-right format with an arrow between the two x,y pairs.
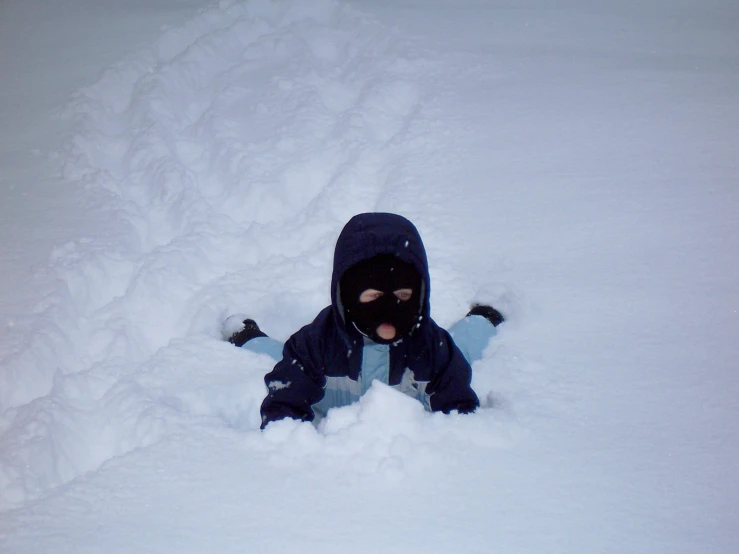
340,254 -> 423,344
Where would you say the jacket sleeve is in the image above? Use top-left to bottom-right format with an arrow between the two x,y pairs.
259,324 -> 327,429
426,328 -> 480,414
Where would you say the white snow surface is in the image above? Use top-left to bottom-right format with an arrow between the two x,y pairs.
1,0 -> 738,552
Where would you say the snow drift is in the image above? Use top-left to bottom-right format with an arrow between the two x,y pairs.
1,0 -> 737,552
0,0 -> 518,511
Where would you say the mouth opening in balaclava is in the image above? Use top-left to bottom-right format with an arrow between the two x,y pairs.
340,254 -> 423,344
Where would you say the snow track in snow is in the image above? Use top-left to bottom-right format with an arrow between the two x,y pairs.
0,0 -> 520,511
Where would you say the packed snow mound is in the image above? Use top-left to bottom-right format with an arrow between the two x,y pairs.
0,0 -> 521,511
262,380 -> 518,478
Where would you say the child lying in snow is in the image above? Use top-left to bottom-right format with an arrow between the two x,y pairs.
224,212 -> 503,429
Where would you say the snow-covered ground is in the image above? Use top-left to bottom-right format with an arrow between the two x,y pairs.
1,0 -> 738,552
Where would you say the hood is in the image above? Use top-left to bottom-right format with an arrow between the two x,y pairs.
331,212 -> 430,330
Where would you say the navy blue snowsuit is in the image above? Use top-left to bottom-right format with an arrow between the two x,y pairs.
255,213 -> 494,428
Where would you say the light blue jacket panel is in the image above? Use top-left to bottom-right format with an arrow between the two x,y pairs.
244,315 -> 496,416
313,341 -> 389,418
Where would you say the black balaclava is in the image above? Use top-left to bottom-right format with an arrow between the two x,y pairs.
340,254 -> 423,344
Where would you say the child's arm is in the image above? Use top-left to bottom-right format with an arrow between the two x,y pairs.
425,327 -> 480,414
259,321 -> 327,429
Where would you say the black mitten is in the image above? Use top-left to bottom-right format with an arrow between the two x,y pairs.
467,304 -> 504,327
228,319 -> 267,347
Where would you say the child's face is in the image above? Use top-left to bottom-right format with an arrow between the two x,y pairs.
340,254 -> 422,343
358,288 -> 414,340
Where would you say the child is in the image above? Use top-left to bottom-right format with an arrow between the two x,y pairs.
225,212 -> 503,429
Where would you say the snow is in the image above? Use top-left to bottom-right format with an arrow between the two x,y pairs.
1,0 -> 738,552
